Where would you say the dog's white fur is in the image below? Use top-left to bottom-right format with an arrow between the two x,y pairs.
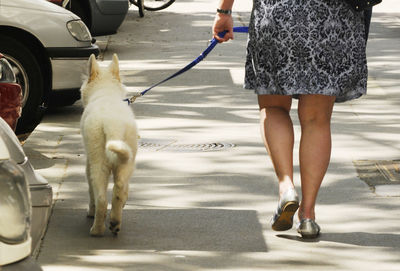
80,54 -> 138,236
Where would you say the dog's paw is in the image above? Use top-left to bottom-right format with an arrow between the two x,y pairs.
87,206 -> 95,218
109,220 -> 121,235
90,224 -> 105,237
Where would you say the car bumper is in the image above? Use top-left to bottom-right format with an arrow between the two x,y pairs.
95,0 -> 130,15
2,256 -> 43,271
0,238 -> 31,267
19,158 -> 53,255
90,0 -> 129,36
47,44 -> 99,91
30,183 -> 53,255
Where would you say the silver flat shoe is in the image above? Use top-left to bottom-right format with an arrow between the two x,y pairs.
271,188 -> 299,231
297,218 -> 321,239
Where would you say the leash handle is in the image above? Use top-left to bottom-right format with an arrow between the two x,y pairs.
231,26 -> 249,33
203,26 -> 248,58
128,26 -> 249,102
200,31 -> 226,59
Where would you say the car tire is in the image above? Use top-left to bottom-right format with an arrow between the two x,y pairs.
0,36 -> 46,135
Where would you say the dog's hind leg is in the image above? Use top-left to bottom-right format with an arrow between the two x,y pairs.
90,163 -> 110,237
86,162 -> 95,218
109,165 -> 133,235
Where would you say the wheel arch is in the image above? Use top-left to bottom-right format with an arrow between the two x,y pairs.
0,26 -> 52,102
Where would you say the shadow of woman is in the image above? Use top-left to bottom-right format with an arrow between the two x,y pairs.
276,234 -> 320,243
276,232 -> 400,248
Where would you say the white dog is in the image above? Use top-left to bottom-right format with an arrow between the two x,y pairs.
80,54 -> 138,236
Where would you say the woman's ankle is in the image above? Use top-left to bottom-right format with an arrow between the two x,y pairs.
278,176 -> 295,198
298,207 -> 315,221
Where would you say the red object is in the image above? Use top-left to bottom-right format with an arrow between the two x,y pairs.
47,0 -> 64,5
0,53 -> 22,131
0,83 -> 22,131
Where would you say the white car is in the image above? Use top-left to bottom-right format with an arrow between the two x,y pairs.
0,117 -> 49,270
0,0 -> 99,136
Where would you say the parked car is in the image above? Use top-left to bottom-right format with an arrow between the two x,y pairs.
0,117 -> 52,270
0,54 -> 22,131
0,0 -> 99,136
48,0 -> 130,36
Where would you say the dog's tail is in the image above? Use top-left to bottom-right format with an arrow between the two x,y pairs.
105,140 -> 132,164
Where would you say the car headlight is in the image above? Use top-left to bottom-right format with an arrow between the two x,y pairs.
0,160 -> 31,244
0,58 -> 16,83
67,19 -> 92,42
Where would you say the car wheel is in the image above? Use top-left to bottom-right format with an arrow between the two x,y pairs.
0,36 -> 46,135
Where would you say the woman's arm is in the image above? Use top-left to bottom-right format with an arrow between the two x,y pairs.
212,0 -> 235,42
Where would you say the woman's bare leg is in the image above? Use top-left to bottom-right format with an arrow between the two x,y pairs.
258,95 -> 294,197
297,94 -> 336,220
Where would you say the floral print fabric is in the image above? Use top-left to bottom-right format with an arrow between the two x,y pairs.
244,0 -> 368,102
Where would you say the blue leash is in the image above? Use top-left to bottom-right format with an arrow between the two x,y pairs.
125,26 -> 249,104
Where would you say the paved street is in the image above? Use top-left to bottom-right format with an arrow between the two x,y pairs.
24,0 -> 400,270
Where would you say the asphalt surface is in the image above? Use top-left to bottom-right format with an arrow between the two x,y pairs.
24,1 -> 400,270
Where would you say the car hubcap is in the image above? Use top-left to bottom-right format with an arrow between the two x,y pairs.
4,55 -> 29,108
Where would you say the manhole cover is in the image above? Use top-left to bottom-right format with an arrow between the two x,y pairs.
164,142 -> 235,152
138,139 -> 235,152
353,160 -> 400,186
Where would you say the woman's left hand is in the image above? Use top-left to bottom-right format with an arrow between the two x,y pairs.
212,13 -> 234,43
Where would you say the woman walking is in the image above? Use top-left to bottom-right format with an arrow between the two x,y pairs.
213,0 -> 367,238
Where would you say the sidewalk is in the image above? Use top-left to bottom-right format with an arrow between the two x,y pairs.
24,1 -> 400,270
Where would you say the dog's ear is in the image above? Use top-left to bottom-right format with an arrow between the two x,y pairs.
109,53 -> 121,82
87,54 -> 99,83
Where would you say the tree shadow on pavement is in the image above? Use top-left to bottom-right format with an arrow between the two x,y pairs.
319,232 -> 400,248
38,208 -> 268,260
277,232 -> 400,249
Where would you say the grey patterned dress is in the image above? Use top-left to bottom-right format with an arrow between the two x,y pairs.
244,0 -> 368,102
